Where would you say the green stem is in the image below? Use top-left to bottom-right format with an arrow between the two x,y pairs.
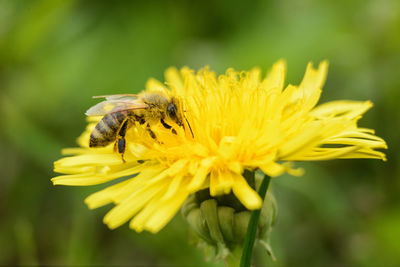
239,174 -> 271,267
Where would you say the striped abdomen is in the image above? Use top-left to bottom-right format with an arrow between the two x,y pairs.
89,111 -> 127,147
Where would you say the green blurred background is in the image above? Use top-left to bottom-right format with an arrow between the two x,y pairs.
0,0 -> 399,266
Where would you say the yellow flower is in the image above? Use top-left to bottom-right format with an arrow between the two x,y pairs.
52,61 -> 387,233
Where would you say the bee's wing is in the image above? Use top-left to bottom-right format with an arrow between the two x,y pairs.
93,94 -> 139,100
85,99 -> 148,116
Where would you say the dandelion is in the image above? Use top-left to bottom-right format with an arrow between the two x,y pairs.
52,60 -> 386,237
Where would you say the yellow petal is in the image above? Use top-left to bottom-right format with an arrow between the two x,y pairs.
84,179 -> 132,209
210,170 -> 234,196
232,173 -> 262,210
311,100 -> 372,119
103,183 -> 165,229
165,67 -> 184,95
162,174 -> 184,200
187,157 -> 216,191
145,78 -> 168,93
263,59 -> 286,93
144,191 -> 189,233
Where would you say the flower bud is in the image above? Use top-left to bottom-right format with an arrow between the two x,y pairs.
181,173 -> 277,262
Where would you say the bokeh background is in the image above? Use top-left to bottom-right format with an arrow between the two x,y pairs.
0,0 -> 399,266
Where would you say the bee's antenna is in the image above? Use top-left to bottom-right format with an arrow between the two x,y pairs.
184,112 -> 194,138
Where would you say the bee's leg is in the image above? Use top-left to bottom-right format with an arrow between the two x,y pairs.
160,118 -> 172,129
132,114 -> 155,139
117,139 -> 126,162
115,119 -> 129,162
160,118 -> 177,134
146,124 -> 156,139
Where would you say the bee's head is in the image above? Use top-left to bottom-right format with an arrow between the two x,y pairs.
167,97 -> 194,137
167,98 -> 182,126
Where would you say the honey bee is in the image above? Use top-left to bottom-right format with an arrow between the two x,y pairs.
85,92 -> 191,161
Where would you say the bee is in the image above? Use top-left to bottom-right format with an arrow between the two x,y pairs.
85,92 -> 191,161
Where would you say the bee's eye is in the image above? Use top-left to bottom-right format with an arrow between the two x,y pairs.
167,103 -> 177,119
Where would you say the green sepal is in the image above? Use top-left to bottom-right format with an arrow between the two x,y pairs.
200,199 -> 230,260
233,211 -> 251,244
217,206 -> 235,243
